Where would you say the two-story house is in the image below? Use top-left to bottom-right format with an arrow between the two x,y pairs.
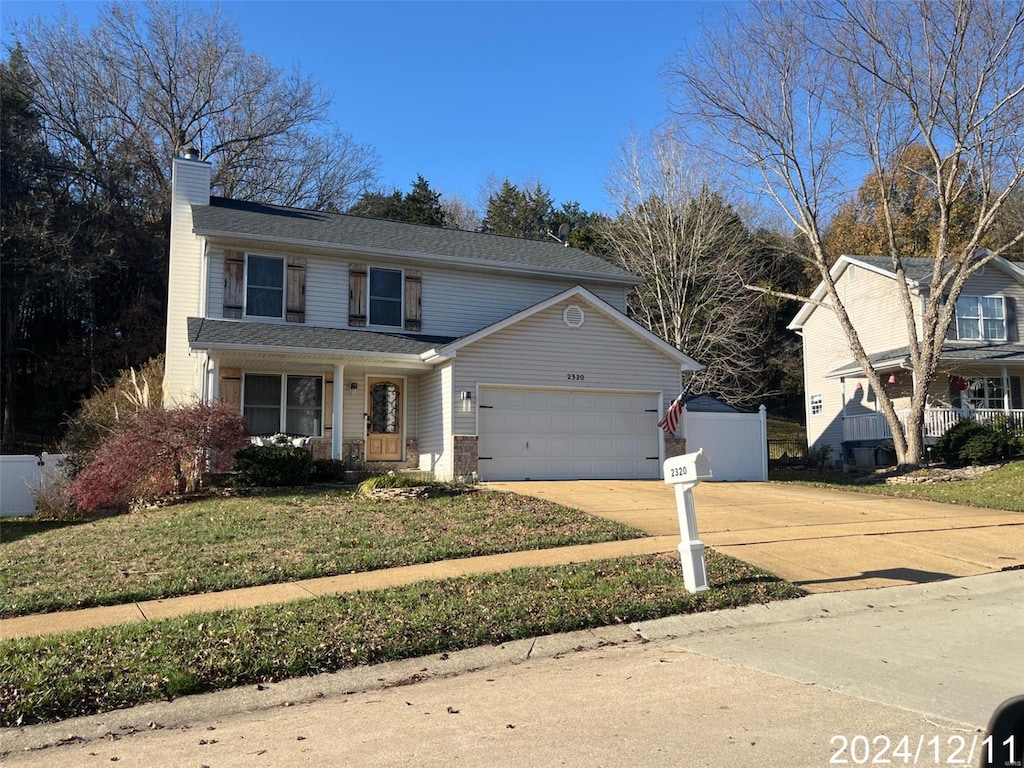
789,254 -> 1024,468
164,152 -> 700,481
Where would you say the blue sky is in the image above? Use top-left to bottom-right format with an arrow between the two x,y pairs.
1,1 -> 729,214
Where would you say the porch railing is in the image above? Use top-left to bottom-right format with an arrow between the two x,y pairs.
843,408 -> 1024,442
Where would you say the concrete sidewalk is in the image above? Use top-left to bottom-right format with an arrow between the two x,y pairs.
490,480 -> 1024,591
0,535 -> 678,640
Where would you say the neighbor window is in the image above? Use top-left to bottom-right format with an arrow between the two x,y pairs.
246,255 -> 285,318
810,393 -> 823,416
368,267 -> 403,327
955,296 -> 1005,341
243,374 -> 323,436
963,377 -> 1005,410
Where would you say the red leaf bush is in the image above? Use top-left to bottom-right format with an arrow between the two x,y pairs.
69,401 -> 249,512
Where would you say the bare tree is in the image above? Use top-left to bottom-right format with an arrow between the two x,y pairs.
669,0 -> 1024,468
602,129 -> 773,405
440,192 -> 482,232
9,0 -> 379,214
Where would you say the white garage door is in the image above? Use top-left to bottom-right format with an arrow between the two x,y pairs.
477,387 -> 661,481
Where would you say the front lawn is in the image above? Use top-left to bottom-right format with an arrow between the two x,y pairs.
771,460 -> 1024,512
0,551 -> 805,726
0,489 -> 644,617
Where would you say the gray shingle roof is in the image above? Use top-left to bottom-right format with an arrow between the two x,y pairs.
846,255 -> 945,283
192,197 -> 639,282
188,317 -> 458,355
827,341 -> 1024,378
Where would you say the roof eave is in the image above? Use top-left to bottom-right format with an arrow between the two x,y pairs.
188,339 -> 434,367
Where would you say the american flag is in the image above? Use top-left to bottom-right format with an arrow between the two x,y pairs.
658,393 -> 684,435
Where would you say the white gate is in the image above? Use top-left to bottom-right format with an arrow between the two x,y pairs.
681,405 -> 768,481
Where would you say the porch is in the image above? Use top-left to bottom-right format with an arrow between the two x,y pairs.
844,408 -> 1024,442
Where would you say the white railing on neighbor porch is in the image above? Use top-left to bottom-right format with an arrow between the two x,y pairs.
844,409 -> 1024,441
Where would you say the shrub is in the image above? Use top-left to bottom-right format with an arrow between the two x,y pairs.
233,445 -> 313,487
311,458 -> 348,483
934,420 -> 1006,466
62,356 -> 165,467
68,401 -> 249,512
31,460 -> 82,521
990,414 -> 1024,457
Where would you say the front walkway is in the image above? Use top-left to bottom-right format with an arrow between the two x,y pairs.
488,480 -> 1024,592
0,536 -> 677,641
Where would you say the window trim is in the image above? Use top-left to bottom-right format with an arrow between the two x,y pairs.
241,372 -> 324,437
366,266 -> 404,329
244,253 -> 287,320
955,294 -> 1006,342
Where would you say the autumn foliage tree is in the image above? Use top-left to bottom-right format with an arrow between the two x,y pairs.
69,402 -> 249,512
824,144 -> 982,261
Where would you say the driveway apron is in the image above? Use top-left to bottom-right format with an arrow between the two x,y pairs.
486,480 -> 1024,592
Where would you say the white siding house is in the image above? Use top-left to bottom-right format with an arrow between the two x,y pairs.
164,152 -> 702,480
791,255 -> 1024,467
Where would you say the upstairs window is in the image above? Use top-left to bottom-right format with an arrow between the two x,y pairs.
955,296 -> 1005,341
368,267 -> 403,327
246,255 -> 285,318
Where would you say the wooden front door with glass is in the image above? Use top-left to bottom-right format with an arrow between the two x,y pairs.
366,377 -> 403,461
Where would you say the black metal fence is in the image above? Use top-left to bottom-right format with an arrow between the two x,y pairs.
1,432 -> 62,456
767,439 -> 808,468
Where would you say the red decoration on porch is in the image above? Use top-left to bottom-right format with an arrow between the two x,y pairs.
887,374 -> 897,384
952,376 -> 968,391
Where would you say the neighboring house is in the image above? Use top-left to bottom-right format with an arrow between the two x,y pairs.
789,254 -> 1024,468
164,153 -> 701,481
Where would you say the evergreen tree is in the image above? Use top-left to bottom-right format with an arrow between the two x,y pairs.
483,180 -> 554,240
347,175 -> 446,227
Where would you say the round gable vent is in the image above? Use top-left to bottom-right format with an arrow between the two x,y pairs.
563,304 -> 585,328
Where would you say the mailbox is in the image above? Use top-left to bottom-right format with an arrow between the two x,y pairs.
663,448 -> 712,593
664,449 -> 713,486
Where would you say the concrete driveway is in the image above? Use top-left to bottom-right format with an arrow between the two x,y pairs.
487,480 -> 1024,592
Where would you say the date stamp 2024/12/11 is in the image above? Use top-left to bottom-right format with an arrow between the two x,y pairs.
829,733 -> 1019,765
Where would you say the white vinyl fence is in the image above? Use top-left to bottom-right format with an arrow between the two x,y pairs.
680,405 -> 768,481
0,453 -> 68,517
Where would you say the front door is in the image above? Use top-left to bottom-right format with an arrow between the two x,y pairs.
366,377 -> 403,461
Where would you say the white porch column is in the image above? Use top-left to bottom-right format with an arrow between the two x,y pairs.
1002,366 -> 1010,412
333,364 -> 344,460
207,357 -> 219,403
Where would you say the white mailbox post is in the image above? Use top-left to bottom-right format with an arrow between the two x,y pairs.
664,449 -> 713,593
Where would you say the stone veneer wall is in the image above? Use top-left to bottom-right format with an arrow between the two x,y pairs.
453,435 -> 478,478
405,438 -> 419,469
665,437 -> 687,459
308,438 -> 332,460
342,439 -> 365,465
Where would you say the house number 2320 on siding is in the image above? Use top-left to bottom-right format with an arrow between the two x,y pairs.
567,373 -> 585,381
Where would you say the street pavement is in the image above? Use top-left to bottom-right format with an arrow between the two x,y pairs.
3,570 -> 1022,767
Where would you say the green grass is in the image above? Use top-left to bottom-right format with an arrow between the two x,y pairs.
0,551 -> 805,726
771,460 -> 1024,512
0,489 -> 644,618
767,415 -> 806,441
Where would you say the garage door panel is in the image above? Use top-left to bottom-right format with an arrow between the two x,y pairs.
478,387 -> 660,481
